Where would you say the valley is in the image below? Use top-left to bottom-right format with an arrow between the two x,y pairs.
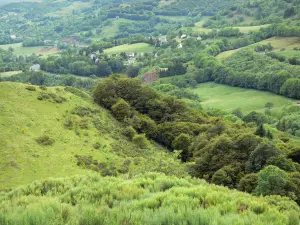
0,0 -> 300,224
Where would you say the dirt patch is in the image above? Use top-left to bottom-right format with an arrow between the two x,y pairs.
36,47 -> 60,56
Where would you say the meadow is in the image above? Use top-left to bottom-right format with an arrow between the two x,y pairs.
104,43 -> 155,54
0,71 -> 21,77
189,82 -> 296,113
0,172 -> 298,225
0,82 -> 185,189
217,37 -> 300,59
0,43 -> 59,56
46,2 -> 91,17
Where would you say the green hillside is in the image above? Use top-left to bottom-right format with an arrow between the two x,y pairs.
0,172 -> 299,225
0,82 -> 186,189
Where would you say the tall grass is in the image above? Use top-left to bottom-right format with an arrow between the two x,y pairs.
0,173 -> 299,225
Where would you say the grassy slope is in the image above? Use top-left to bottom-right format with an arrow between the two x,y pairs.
0,172 -> 299,225
0,82 -> 185,189
189,82 -> 297,113
104,43 -> 154,54
217,37 -> 300,59
0,43 -> 59,56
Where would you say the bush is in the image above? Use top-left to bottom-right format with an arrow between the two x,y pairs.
111,98 -> 132,121
133,134 -> 150,149
238,174 -> 258,193
123,126 -> 137,140
25,86 -> 36,91
36,135 -> 55,146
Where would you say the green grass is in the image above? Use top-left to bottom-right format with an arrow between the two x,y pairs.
94,18 -> 133,39
0,71 -> 22,77
46,2 -> 91,17
189,82 -> 297,113
217,37 -> 300,59
0,43 -> 42,56
276,50 -> 300,57
0,82 -> 185,189
104,43 -> 155,54
0,172 -> 298,225
0,43 -> 59,56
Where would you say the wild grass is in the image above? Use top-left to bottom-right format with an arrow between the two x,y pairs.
0,172 -> 298,225
0,82 -> 186,189
0,43 -> 42,56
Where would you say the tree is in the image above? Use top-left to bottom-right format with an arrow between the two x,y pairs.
232,108 -> 243,118
211,168 -> 232,186
172,133 -> 192,162
132,134 -> 150,149
238,174 -> 258,193
246,143 -> 280,173
256,165 -> 288,196
255,124 -> 266,137
111,98 -> 132,121
265,102 -> 274,109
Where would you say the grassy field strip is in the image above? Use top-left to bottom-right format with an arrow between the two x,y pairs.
0,43 -> 59,56
0,71 -> 22,77
189,82 -> 297,113
104,43 -> 154,54
217,37 -> 300,59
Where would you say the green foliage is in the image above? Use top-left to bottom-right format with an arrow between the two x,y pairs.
123,126 -> 137,140
0,173 -> 299,225
256,165 -> 288,196
133,134 -> 150,149
36,135 -> 55,146
111,98 -> 132,121
246,143 -> 281,173
238,173 -> 258,193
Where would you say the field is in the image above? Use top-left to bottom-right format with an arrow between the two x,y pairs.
93,18 -> 132,39
0,71 -> 21,77
46,2 -> 91,17
104,43 -> 155,54
276,50 -> 300,57
0,43 -> 59,56
0,82 -> 184,189
217,37 -> 300,59
189,82 -> 297,113
193,19 -> 269,34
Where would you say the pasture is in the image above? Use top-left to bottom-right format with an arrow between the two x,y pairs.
0,70 -> 21,77
216,37 -> 300,59
189,82 -> 296,113
0,43 -> 59,56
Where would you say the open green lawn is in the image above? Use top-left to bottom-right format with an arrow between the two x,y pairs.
104,43 -> 155,54
0,82 -> 184,189
217,37 -> 300,59
0,71 -> 22,77
189,82 -> 297,113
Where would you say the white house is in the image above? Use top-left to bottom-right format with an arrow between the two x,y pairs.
30,64 -> 41,72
